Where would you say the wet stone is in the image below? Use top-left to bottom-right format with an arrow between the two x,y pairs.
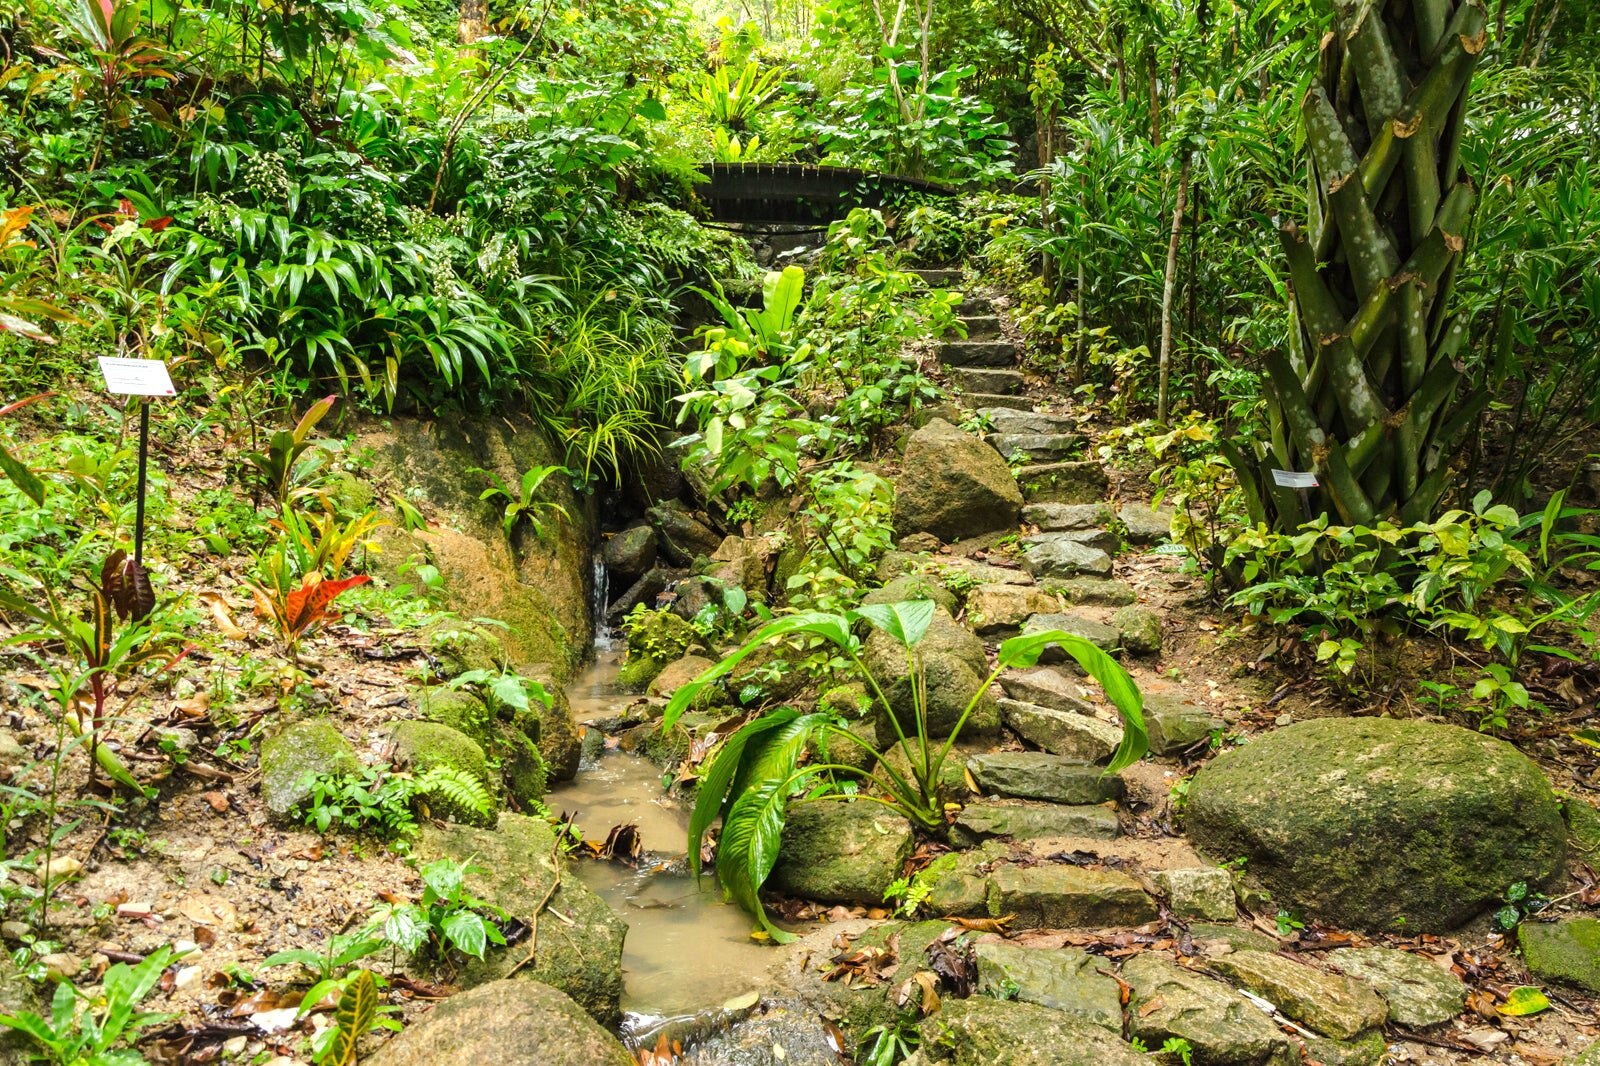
1210,950 -> 1388,1040
951,799 -> 1119,847
966,752 -> 1124,805
986,864 -> 1157,929
973,943 -> 1123,1029
1326,946 -> 1466,1028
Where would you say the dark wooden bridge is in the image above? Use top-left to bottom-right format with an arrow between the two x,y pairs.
695,163 -> 958,225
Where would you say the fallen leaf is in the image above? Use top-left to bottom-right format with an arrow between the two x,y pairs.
199,592 -> 249,641
1138,996 -> 1165,1017
1499,986 -> 1551,1017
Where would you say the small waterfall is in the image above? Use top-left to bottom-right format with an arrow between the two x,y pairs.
591,555 -> 613,650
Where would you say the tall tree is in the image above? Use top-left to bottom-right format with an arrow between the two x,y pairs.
1235,0 -> 1490,528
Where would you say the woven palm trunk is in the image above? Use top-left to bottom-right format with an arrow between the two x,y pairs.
1244,0 -> 1489,528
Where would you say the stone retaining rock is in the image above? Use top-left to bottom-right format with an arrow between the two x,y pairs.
893,419 -> 1023,542
1122,954 -> 1297,1066
1210,950 -> 1387,1039
1022,529 -> 1118,556
1326,946 -> 1466,1027
1186,717 -> 1568,932
987,865 -> 1156,928
1040,576 -> 1137,606
1021,537 -> 1112,579
1023,502 -> 1111,531
964,585 -> 1060,635
768,802 -> 915,905
918,995 -> 1147,1066
260,720 -> 359,821
1118,503 -> 1174,544
417,814 -> 626,1023
998,699 -> 1120,762
1143,694 -> 1224,755
977,409 -> 1078,436
1519,918 -> 1600,993
967,753 -> 1123,805
368,980 -> 633,1066
1014,461 -> 1109,505
973,943 -> 1123,1029
951,800 -> 1119,846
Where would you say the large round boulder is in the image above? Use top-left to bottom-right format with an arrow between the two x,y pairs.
369,979 -> 633,1066
1185,718 -> 1567,932
862,607 -> 998,743
892,418 -> 1022,542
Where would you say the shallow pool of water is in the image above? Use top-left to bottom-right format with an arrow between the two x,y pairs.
547,656 -> 778,1020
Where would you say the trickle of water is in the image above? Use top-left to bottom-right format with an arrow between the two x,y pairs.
591,556 -> 613,651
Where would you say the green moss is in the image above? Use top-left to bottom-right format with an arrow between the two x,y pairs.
260,720 -> 360,820
1519,918 -> 1600,993
390,721 -> 498,826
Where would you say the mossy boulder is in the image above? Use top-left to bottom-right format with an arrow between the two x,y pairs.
1185,717 -> 1568,932
416,686 -> 553,802
919,996 -> 1146,1066
389,721 -> 497,826
418,619 -> 508,678
369,979 -> 633,1066
892,418 -> 1022,542
863,607 -> 998,743
417,815 -> 626,1024
767,801 -> 914,905
618,608 -> 698,691
647,654 -> 717,702
862,575 -> 957,614
259,720 -> 360,822
1519,918 -> 1600,993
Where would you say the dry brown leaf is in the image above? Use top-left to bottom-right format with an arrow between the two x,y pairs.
199,592 -> 249,640
1138,995 -> 1166,1018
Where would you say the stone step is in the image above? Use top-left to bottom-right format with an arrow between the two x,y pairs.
967,751 -> 1124,804
915,267 -> 964,286
951,367 -> 1024,395
938,339 -> 1016,368
959,314 -> 1002,339
989,864 -> 1157,930
1021,537 -> 1114,580
1015,460 -> 1111,505
1023,528 -> 1119,557
999,698 -> 1123,762
956,296 -> 992,315
989,432 -> 1084,463
951,800 -> 1120,847
1024,502 -> 1112,532
964,392 -> 1032,411
979,408 -> 1076,435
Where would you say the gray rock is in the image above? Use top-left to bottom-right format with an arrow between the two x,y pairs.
1021,536 -> 1112,579
951,800 -> 1119,846
259,720 -> 359,821
998,667 -> 1094,715
863,574 -> 958,615
989,433 -> 1083,463
999,699 -> 1121,762
1210,950 -> 1388,1039
1111,605 -> 1162,655
605,566 -> 678,625
601,525 -> 656,582
668,575 -> 723,621
892,419 -> 1023,542
708,535 -> 774,599
973,944 -> 1122,1029
1014,461 -> 1110,505
646,654 -> 717,700
1023,528 -> 1118,556
1327,946 -> 1466,1028
418,815 -> 627,1023
1144,694 -> 1224,755
977,409 -> 1078,436
1122,954 -> 1297,1066
1118,503 -> 1174,544
967,753 -> 1123,805
920,845 -> 1007,917
964,585 -> 1060,635
1519,918 -> 1600,993
1022,503 -> 1110,531
368,980 -> 633,1066
1040,577 -> 1138,606
987,865 -> 1157,929
864,608 -> 998,742
1153,867 -> 1236,921
1021,613 -> 1121,653
768,802 -> 915,905
647,501 -> 722,566
918,995 -> 1147,1066
1185,718 -> 1568,932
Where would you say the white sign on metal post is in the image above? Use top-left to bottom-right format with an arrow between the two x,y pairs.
1270,469 -> 1319,490
97,356 -> 176,397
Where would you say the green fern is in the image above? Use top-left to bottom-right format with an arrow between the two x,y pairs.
411,766 -> 495,822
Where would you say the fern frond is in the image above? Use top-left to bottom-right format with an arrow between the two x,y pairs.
414,766 -> 494,819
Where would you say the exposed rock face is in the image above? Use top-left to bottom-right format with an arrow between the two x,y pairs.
1185,718 -> 1568,932
998,667 -> 1094,714
863,607 -> 998,742
768,802 -> 915,905
1123,954 -> 1297,1066
259,720 -> 359,821
1519,918 -> 1600,993
417,815 -> 626,1023
1326,946 -> 1467,1027
918,996 -> 1149,1066
647,500 -> 723,565
368,980 -> 633,1066
892,418 -> 1022,541
1210,950 -> 1387,1039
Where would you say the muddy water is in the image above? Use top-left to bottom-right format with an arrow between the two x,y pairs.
548,654 -> 778,1021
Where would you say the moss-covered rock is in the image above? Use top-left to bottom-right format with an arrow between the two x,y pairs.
862,575 -> 958,614
389,721 -> 497,826
618,608 -> 698,691
1519,918 -> 1600,993
417,815 -> 626,1024
1110,604 -> 1162,655
863,607 -> 997,743
892,418 -> 1022,541
1185,717 -> 1568,932
419,619 -> 509,678
368,979 -> 633,1066
416,686 -> 552,802
919,995 -> 1146,1066
259,720 -> 360,822
767,801 -> 914,905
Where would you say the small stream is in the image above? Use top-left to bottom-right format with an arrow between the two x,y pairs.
549,649 -> 779,1032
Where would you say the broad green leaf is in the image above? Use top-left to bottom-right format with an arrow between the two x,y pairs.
0,443 -> 45,505
490,673 -> 530,712
687,710 -> 799,881
662,612 -> 854,729
1498,986 -> 1549,1016
851,599 -> 935,649
997,630 -> 1147,772
440,911 -> 488,959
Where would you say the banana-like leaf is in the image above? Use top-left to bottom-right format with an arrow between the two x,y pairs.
662,612 -> 853,730
850,599 -> 934,648
998,630 -> 1148,773
686,709 -> 800,881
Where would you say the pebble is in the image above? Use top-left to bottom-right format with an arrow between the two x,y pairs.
117,901 -> 155,918
1274,713 -> 1294,727
0,921 -> 30,940
39,856 -> 83,884
222,1037 -> 248,1055
174,965 -> 202,990
40,952 -> 81,982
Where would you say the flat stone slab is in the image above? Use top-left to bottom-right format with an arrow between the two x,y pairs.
1015,460 -> 1110,505
980,408 -> 1077,435
952,799 -> 1119,846
952,367 -> 1024,394
987,864 -> 1157,929
999,698 -> 1121,762
966,585 -> 1061,635
917,996 -> 1148,1066
1520,918 -> 1600,993
1211,950 -> 1388,1040
1123,954 -> 1297,1066
974,944 -> 1123,1029
1119,502 -> 1174,544
990,432 -> 1083,462
1023,528 -> 1118,556
1024,502 -> 1111,531
934,559 -> 1035,586
1041,576 -> 1137,606
1022,612 -> 1121,652
1153,867 -> 1237,921
1143,694 -> 1224,754
967,752 -> 1124,804
1326,946 -> 1466,1028
940,340 -> 1016,367
960,315 -> 1002,338
1022,537 -> 1113,579
965,392 -> 1032,411
999,667 -> 1095,715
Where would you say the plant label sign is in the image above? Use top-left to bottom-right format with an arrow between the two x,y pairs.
98,357 -> 176,397
1271,469 -> 1319,489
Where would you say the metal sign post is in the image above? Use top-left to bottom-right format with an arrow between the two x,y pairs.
97,357 -> 176,564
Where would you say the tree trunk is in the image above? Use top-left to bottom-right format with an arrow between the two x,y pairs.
1240,0 -> 1490,529
1157,155 -> 1190,424
459,0 -> 486,43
